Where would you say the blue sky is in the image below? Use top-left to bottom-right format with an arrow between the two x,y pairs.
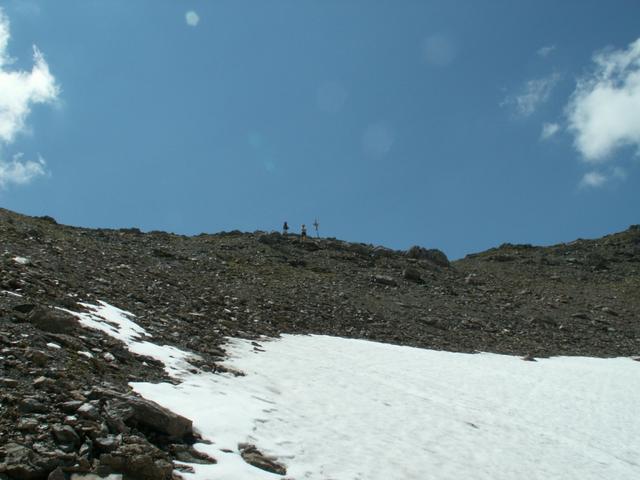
1,0 -> 639,259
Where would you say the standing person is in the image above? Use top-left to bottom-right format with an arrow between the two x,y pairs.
283,221 -> 289,235
301,224 -> 307,242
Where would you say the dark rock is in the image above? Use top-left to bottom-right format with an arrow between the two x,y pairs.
59,401 -> 84,414
302,241 -> 320,252
52,424 -> 82,446
372,275 -> 397,287
169,444 -> 217,465
37,215 -> 58,225
402,267 -> 423,283
257,233 -> 282,245
94,435 -> 121,453
288,259 -> 307,267
238,443 -> 286,476
13,304 -> 37,314
152,248 -> 176,259
4,463 -> 45,480
1,443 -> 46,480
20,398 -> 48,414
33,376 -> 56,390
585,252 -> 608,269
27,350 -> 51,368
1,378 -> 18,388
601,306 -> 619,316
17,418 -> 39,432
126,396 -> 192,440
99,443 -> 173,480
47,468 -> 66,480
27,307 -> 79,334
96,392 -> 192,441
406,246 -> 450,267
487,254 -> 516,262
77,403 -> 100,420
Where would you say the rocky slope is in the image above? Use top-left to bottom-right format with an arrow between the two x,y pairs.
1,207 -> 639,479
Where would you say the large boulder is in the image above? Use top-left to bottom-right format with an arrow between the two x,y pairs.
124,396 -> 192,440
98,443 -> 172,480
27,307 -> 79,334
0,442 -> 62,480
406,246 -> 450,267
403,267 -> 423,283
93,389 -> 193,442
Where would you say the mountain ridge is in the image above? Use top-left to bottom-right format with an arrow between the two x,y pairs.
0,207 -> 638,479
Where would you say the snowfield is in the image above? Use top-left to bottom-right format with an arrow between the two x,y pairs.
71,302 -> 640,480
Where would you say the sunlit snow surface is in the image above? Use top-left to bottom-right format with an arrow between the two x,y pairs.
71,302 -> 640,480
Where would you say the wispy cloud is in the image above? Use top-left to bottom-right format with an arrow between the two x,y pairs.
537,45 -> 556,58
502,73 -> 561,117
185,11 -> 200,27
579,171 -> 607,188
540,122 -> 560,140
578,167 -> 627,189
566,38 -> 640,163
0,153 -> 46,188
0,7 -> 58,188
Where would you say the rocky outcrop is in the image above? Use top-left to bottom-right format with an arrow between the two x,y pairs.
88,388 -> 193,442
26,308 -> 79,334
406,245 -> 450,267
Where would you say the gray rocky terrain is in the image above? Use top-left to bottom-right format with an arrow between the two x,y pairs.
1,207 -> 638,479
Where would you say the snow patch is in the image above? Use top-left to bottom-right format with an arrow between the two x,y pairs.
64,301 -> 200,378
71,301 -> 640,480
66,301 -> 149,345
12,256 -> 29,265
46,342 -> 61,349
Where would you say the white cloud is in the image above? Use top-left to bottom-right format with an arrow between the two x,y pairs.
0,9 -> 11,68
0,153 -> 47,188
502,73 -> 560,117
580,171 -> 607,188
566,38 -> 640,163
185,11 -> 200,27
0,46 -> 59,143
537,45 -> 556,58
540,122 -> 560,140
0,7 -> 58,188
578,167 -> 628,189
